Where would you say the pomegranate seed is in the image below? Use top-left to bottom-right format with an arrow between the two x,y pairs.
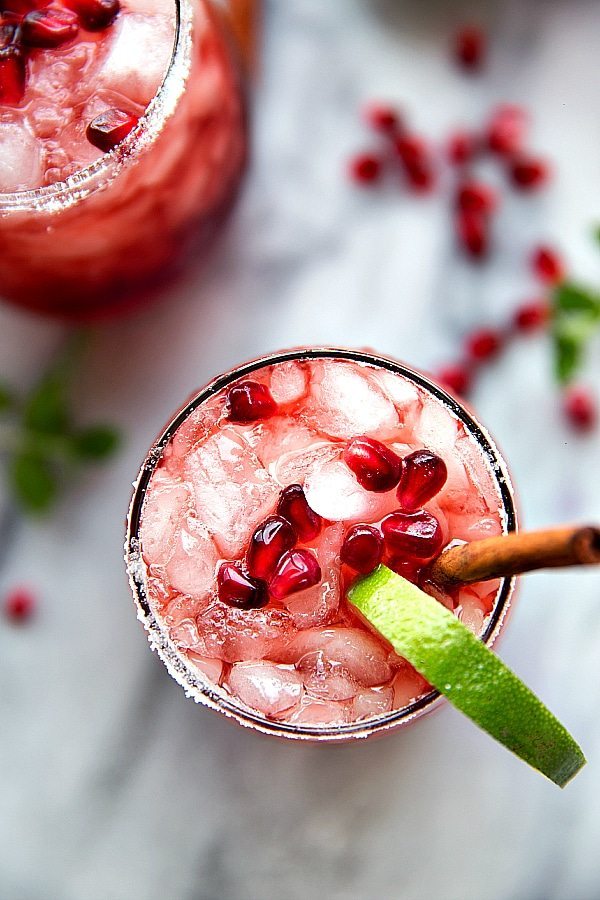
446,130 -> 478,166
363,102 -> 401,135
405,161 -> 435,194
246,515 -> 296,581
531,245 -> 564,285
0,17 -> 19,50
397,450 -> 448,511
1,0 -> 46,13
509,155 -> 550,191
454,25 -> 486,71
64,0 -> 119,30
386,557 -> 422,583
86,108 -> 138,152
21,7 -> 79,47
349,153 -> 382,184
436,363 -> 472,396
340,524 -> 383,574
382,510 -> 444,560
343,436 -> 402,493
4,587 -> 36,623
0,46 -> 25,106
465,327 -> 503,362
277,484 -> 322,542
224,380 -> 278,424
563,386 -> 597,432
456,209 -> 488,259
513,300 -> 551,333
269,549 -> 321,600
394,134 -> 428,169
217,562 -> 268,610
456,181 -> 498,215
486,105 -> 527,156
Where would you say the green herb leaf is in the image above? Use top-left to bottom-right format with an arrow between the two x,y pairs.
554,282 -> 600,317
0,382 -> 13,413
72,425 -> 120,461
23,374 -> 70,435
10,451 -> 58,513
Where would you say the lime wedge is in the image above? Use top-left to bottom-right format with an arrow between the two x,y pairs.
349,566 -> 585,787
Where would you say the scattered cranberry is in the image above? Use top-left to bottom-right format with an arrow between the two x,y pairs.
509,154 -> 550,191
397,450 -> 448,511
563,386 -> 597,432
456,181 -> 498,215
21,7 -> 79,48
3,588 -> 36,623
246,515 -> 296,581
0,46 -> 25,106
64,0 -> 120,30
349,153 -> 382,184
513,299 -> 551,333
486,105 -> 527,156
465,327 -> 504,362
224,380 -> 278,424
382,510 -> 445,560
436,363 -> 472,396
340,524 -> 383,574
277,484 -> 322,542
269,549 -> 322,600
446,130 -> 478,166
86,108 -> 138,152
454,25 -> 486,71
363,102 -> 401,134
217,562 -> 268,610
343,436 -> 402,493
531,245 -> 564,285
456,209 -> 488,260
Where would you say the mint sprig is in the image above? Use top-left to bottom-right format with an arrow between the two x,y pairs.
551,245 -> 600,385
1,332 -> 121,514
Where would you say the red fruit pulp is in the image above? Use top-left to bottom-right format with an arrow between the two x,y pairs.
396,450 -> 448,511
340,524 -> 383,574
277,484 -> 322,542
246,515 -> 297,580
343,436 -> 402,493
217,562 -> 268,610
269,549 -> 322,600
382,510 -> 444,560
225,381 -> 278,424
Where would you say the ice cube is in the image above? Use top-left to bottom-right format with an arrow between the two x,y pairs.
280,627 -> 392,687
0,123 -> 43,191
164,518 -> 219,598
123,0 -> 172,14
284,524 -> 344,627
306,361 -> 399,440
185,427 -> 280,556
228,661 -> 303,717
459,604 -> 485,635
352,686 -> 394,719
391,665 -> 431,708
97,12 -> 175,106
196,600 -> 295,663
250,417 -> 323,474
269,360 -> 309,406
285,697 -> 351,726
162,591 -> 212,626
304,458 -> 391,523
141,472 -> 190,565
170,617 -> 203,650
375,371 -> 422,424
296,650 -> 358,701
271,440 -> 340,488
185,650 -> 224,685
412,395 -> 459,457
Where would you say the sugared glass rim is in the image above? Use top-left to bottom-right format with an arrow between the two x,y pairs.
125,347 -> 518,742
0,0 -> 186,212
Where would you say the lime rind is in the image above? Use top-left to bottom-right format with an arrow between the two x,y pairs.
349,565 -> 585,787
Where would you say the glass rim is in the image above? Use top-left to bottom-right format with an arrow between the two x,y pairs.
125,347 -> 518,742
0,0 -> 186,211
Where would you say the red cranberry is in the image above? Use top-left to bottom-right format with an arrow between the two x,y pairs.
382,510 -> 444,560
454,25 -> 486,71
343,436 -> 402,493
246,515 -> 296,580
224,380 -> 278,424
486,105 -> 527,156
86,108 -> 138,152
21,7 -> 79,47
436,363 -> 472,396
363,102 -> 401,135
513,300 -> 550,333
531,245 -> 564,285
397,450 -> 448,511
340,524 -> 383,574
0,46 -> 25,106
64,0 -> 119,30
349,153 -> 382,184
456,209 -> 488,260
4,587 -> 35,623
269,549 -> 321,600
563,386 -> 597,432
456,181 -> 498,215
509,155 -> 550,191
446,130 -> 478,166
465,327 -> 503,362
277,484 -> 322,542
217,562 -> 268,610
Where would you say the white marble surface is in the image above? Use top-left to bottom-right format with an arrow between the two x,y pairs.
1,1 -> 600,898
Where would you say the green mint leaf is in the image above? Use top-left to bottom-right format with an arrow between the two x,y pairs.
0,382 -> 13,413
10,451 -> 58,513
23,374 -> 70,435
552,312 -> 600,384
553,282 -> 600,317
72,425 -> 120,461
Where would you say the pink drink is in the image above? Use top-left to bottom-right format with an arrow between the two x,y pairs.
0,0 -> 246,317
126,350 -> 516,740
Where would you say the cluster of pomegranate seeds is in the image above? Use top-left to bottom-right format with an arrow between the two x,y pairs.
3,587 -> 36,623
247,515 -> 296,580
277,483 -> 322,542
86,109 -> 139,152
343,436 -> 401,493
225,380 -> 278,424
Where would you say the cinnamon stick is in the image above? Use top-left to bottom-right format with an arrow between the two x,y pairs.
430,525 -> 600,587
